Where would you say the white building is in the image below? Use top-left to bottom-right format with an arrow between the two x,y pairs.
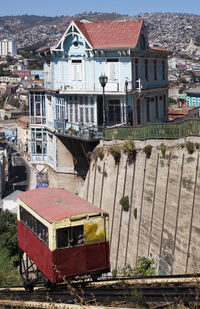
0,39 -> 17,57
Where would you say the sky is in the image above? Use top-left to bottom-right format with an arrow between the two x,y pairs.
0,0 -> 199,17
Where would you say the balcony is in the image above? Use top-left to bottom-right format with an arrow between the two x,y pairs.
54,121 -> 104,141
54,80 -> 128,93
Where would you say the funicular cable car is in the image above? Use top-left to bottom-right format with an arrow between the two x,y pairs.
17,188 -> 110,290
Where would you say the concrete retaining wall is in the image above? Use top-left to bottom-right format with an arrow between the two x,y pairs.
81,138 -> 200,275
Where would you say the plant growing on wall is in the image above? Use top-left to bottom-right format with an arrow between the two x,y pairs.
109,145 -> 121,164
103,171 -> 107,177
186,141 -> 195,154
119,256 -> 155,277
134,256 -> 155,276
98,148 -> 104,161
160,143 -> 166,158
143,145 -> 153,159
121,139 -> 137,162
134,208 -> 137,220
120,195 -> 130,211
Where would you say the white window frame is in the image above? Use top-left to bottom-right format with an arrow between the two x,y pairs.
72,59 -> 82,81
107,59 -> 119,81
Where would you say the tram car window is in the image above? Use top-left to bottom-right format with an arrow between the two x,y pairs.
57,225 -> 84,248
17,188 -> 110,290
20,206 -> 49,245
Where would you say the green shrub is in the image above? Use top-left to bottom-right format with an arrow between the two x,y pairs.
98,149 -> 104,161
134,256 -> 155,277
143,145 -> 153,159
120,256 -> 155,278
97,165 -> 101,172
120,264 -> 134,277
186,141 -> 195,154
109,145 -> 121,164
112,268 -> 117,278
134,208 -> 137,220
160,143 -> 166,158
120,195 -> 130,211
121,139 -> 137,162
103,171 -> 107,177
91,146 -> 104,162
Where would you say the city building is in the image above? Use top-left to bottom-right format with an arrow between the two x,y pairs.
0,39 -> 17,57
0,150 -> 5,200
186,87 -> 200,107
29,19 -> 172,178
17,116 -> 30,152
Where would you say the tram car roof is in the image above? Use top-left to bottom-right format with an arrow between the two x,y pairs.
17,188 -> 107,223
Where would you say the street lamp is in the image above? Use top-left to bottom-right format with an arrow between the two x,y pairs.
125,77 -> 129,125
99,74 -> 108,127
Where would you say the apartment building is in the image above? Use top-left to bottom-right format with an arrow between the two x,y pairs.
0,39 -> 17,57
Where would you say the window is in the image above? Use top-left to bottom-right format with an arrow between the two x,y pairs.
107,59 -> 119,81
20,206 -> 48,246
57,225 -> 84,248
163,95 -> 166,117
135,59 -> 139,80
155,96 -> 159,119
31,128 -> 47,157
145,59 -> 148,80
137,99 -> 141,125
108,99 -> 121,123
65,95 -> 95,125
192,97 -> 196,107
72,60 -> 82,81
146,99 -> 150,122
154,60 -> 157,80
162,60 -> 165,80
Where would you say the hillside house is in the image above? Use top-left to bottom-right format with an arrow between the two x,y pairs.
29,19 -> 172,170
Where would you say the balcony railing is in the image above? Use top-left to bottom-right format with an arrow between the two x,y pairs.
105,119 -> 200,141
53,80 -> 131,93
54,120 -> 104,141
30,116 -> 46,125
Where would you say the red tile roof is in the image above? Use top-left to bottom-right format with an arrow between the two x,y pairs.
18,188 -> 106,223
18,116 -> 30,128
74,19 -> 143,49
150,46 -> 172,54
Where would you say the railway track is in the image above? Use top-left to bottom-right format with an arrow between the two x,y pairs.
0,275 -> 200,307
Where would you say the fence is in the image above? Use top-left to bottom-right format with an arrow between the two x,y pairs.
104,119 -> 200,141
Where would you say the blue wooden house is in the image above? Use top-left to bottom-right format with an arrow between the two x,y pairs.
186,87 -> 200,107
29,19 -> 172,170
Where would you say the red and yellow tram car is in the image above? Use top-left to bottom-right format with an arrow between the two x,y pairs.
17,188 -> 110,289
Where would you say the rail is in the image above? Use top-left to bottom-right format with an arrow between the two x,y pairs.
55,120 -> 104,141
105,119 -> 200,141
1,274 -> 200,307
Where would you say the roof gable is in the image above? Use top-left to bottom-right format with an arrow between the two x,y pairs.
74,19 -> 143,49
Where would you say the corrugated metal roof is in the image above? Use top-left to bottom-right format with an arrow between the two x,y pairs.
17,188 -> 106,223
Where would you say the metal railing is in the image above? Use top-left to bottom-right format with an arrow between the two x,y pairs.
105,119 -> 200,141
54,120 -> 104,140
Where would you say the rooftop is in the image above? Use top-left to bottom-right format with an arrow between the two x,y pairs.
18,188 -> 106,223
74,19 -> 143,49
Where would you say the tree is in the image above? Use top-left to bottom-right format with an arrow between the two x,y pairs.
0,211 -> 21,286
0,210 -> 18,257
178,76 -> 186,84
